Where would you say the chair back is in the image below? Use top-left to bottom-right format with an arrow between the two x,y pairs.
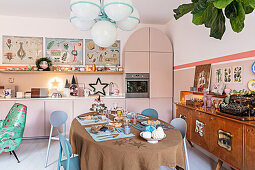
141,108 -> 158,119
171,118 -> 187,139
58,130 -> 72,158
3,103 -> 27,128
50,111 -> 68,127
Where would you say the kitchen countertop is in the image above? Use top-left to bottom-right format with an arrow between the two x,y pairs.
0,95 -> 125,101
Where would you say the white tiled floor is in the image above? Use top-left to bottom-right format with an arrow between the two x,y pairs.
0,139 -> 229,170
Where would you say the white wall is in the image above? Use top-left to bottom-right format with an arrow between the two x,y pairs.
0,15 -> 167,65
165,13 -> 255,66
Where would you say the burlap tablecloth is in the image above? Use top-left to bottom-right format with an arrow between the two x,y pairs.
69,113 -> 186,170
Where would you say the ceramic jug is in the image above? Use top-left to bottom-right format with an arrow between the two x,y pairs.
3,89 -> 12,98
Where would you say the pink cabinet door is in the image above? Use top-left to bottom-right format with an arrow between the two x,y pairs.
45,100 -> 73,136
124,27 -> 149,52
124,52 -> 149,73
125,98 -> 150,113
150,98 -> 172,123
103,98 -> 126,110
150,28 -> 173,53
0,101 -> 15,120
150,52 -> 173,98
73,99 -> 94,118
16,100 -> 45,137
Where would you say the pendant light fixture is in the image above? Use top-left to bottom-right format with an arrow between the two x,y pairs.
69,0 -> 140,47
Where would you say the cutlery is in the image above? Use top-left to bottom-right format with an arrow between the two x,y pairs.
97,134 -> 116,138
99,134 -> 119,140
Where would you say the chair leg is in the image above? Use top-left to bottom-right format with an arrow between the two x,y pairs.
12,151 -> 20,163
10,151 -> 12,155
45,125 -> 54,168
183,138 -> 190,170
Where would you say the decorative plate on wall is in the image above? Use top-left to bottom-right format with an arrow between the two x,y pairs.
252,62 -> 255,74
248,79 -> 255,92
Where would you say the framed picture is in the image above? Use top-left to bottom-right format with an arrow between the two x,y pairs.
85,39 -> 120,66
223,67 -> 232,83
45,38 -> 83,65
2,35 -> 43,64
193,64 -> 211,90
215,68 -> 223,84
233,66 -> 242,83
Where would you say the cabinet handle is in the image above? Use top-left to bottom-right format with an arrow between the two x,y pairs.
210,117 -> 216,120
247,129 -> 254,132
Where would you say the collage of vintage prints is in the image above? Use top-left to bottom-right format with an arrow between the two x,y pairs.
215,66 -> 242,84
2,36 -> 120,66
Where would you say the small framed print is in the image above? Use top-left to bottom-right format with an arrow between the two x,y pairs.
223,67 -> 232,83
233,66 -> 242,83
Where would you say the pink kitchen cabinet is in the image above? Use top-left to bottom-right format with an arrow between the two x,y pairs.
150,28 -> 173,53
16,100 -> 45,137
150,98 -> 172,123
124,27 -> 149,52
125,98 -> 150,113
0,101 -> 15,120
150,52 -> 173,98
73,99 -> 94,118
45,100 -> 73,136
124,52 -> 150,73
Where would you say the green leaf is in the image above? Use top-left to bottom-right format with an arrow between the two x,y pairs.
173,3 -> 195,20
192,0 -> 209,14
192,3 -> 214,25
210,9 -> 226,39
225,1 -> 238,19
213,0 -> 233,9
251,0 -> 255,8
242,3 -> 254,14
230,1 -> 245,32
204,5 -> 218,28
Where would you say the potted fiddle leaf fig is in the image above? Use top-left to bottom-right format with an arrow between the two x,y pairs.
173,0 -> 255,39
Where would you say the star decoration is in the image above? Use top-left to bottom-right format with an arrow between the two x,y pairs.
129,141 -> 146,149
89,77 -> 109,96
51,79 -> 60,88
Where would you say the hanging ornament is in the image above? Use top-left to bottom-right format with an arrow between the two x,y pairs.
89,77 -> 109,96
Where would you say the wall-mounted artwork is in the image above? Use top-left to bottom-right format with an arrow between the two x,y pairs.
195,120 -> 204,137
215,68 -> 223,84
2,36 -> 43,64
45,38 -> 83,65
233,66 -> 242,83
223,67 -> 232,83
194,64 -> 211,90
85,39 -> 120,66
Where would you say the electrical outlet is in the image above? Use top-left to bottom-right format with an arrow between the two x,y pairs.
9,78 -> 14,83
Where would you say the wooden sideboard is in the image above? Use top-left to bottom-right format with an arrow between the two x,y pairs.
176,103 -> 255,170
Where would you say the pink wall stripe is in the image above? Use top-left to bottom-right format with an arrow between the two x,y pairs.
174,50 -> 255,70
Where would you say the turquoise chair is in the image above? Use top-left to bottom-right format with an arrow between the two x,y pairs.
57,130 -> 80,170
0,103 -> 27,163
141,108 -> 158,119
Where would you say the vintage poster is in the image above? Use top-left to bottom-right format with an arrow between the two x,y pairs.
45,38 -> 83,65
193,64 -> 211,90
85,39 -> 120,66
215,68 -> 223,84
233,66 -> 242,83
223,67 -> 232,83
2,36 -> 43,64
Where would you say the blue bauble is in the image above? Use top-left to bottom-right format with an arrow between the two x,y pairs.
145,126 -> 156,133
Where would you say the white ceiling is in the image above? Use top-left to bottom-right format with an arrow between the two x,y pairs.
0,0 -> 182,24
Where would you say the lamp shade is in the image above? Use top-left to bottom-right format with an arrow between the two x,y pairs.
70,0 -> 101,20
91,20 -> 117,47
70,13 -> 95,31
117,7 -> 140,31
103,0 -> 133,21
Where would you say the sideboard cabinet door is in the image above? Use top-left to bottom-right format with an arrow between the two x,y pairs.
190,110 -> 210,151
245,125 -> 255,170
176,105 -> 192,140
210,116 -> 243,170
0,101 -> 15,120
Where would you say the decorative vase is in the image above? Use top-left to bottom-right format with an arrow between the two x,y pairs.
202,91 -> 207,107
206,95 -> 213,108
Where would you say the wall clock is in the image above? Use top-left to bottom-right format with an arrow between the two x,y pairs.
252,62 -> 255,74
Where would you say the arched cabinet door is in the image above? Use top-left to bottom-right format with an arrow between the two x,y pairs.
149,27 -> 173,53
124,27 -> 150,52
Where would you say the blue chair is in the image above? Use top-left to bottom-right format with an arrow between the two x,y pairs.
57,130 -> 80,170
171,118 -> 190,170
141,108 -> 158,119
45,111 -> 68,167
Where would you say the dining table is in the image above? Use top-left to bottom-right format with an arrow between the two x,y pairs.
69,112 -> 186,170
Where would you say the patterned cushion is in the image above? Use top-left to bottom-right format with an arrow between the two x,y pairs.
3,103 -> 27,127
